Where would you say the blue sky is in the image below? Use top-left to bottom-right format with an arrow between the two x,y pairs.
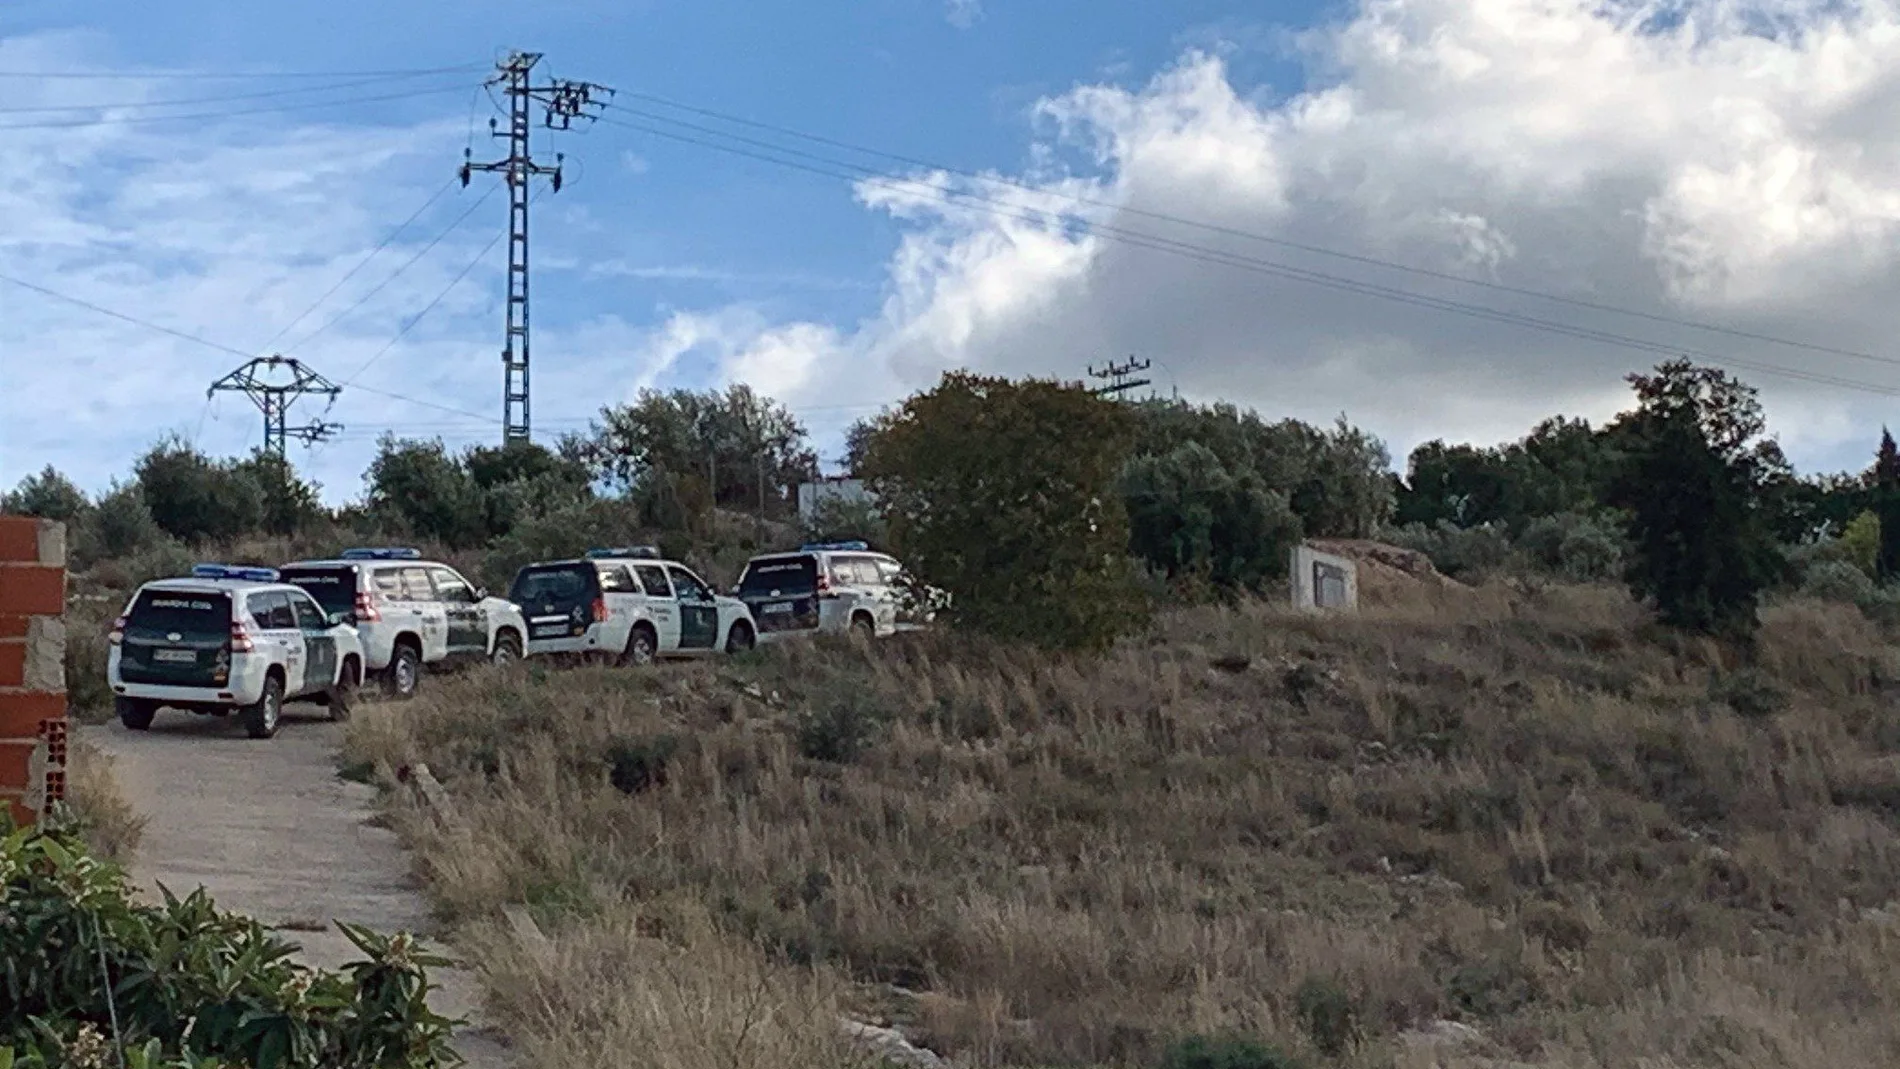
9,0 -> 1900,503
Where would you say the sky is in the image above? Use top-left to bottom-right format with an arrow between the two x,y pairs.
7,0 -> 1900,504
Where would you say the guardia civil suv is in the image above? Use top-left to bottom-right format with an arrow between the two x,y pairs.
278,548 -> 528,700
508,546 -> 758,664
107,564 -> 367,739
733,541 -> 941,643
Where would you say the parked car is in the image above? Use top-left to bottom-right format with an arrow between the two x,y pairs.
107,564 -> 366,739
508,547 -> 757,664
732,541 -> 939,643
277,547 -> 527,700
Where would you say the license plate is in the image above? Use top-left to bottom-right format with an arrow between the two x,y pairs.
763,602 -> 793,615
532,624 -> 569,638
153,649 -> 196,663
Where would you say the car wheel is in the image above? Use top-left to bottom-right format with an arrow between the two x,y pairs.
725,621 -> 756,654
115,697 -> 156,731
621,625 -> 658,667
384,644 -> 422,701
491,631 -> 523,666
242,676 -> 284,740
328,659 -> 360,723
849,614 -> 876,641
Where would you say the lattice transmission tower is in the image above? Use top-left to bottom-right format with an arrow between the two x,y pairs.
207,356 -> 343,455
460,49 -> 613,443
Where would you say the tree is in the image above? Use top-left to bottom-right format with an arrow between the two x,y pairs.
72,481 -> 165,566
1876,428 -> 1900,582
465,439 -> 595,539
860,372 -> 1148,650
1,466 -> 89,522
1123,442 -> 1301,593
231,450 -> 323,537
1606,361 -> 1786,638
133,438 -> 264,544
363,435 -> 486,548
589,385 -> 819,513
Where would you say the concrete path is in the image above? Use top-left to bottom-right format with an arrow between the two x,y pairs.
88,706 -> 512,1068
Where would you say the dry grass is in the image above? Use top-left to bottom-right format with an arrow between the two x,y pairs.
64,735 -> 146,863
346,580 -> 1900,1068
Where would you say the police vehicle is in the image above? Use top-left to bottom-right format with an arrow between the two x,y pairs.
507,547 -> 758,664
733,541 -> 938,642
107,564 -> 367,739
277,548 -> 528,700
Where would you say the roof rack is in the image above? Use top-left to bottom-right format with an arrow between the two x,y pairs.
800,540 -> 870,552
584,546 -> 661,560
191,563 -> 281,583
339,547 -> 422,560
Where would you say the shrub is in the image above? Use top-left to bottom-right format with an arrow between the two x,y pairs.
1384,520 -> 1517,580
606,734 -> 682,795
0,825 -> 459,1067
1293,976 -> 1359,1057
1158,1033 -> 1303,1069
794,690 -> 889,763
1519,511 -> 1627,582
1800,560 -> 1876,604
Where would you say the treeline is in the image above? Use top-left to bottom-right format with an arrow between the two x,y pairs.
6,359 -> 1893,648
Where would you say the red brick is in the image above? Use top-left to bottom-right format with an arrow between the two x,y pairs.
0,740 -> 33,790
0,617 -> 26,640
0,566 -> 62,616
3,797 -> 32,828
0,645 -> 20,688
0,520 -> 38,563
0,692 -> 64,739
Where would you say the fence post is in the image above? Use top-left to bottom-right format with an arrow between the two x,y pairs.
0,518 -> 67,826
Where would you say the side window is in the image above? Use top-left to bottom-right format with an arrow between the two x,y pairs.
875,559 -> 905,584
666,566 -> 710,601
429,568 -> 475,604
289,594 -> 328,630
399,566 -> 434,601
247,592 -> 283,629
833,557 -> 877,586
373,568 -> 406,598
597,566 -> 637,594
635,565 -> 673,598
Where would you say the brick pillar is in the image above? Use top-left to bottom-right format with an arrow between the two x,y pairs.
0,518 -> 67,827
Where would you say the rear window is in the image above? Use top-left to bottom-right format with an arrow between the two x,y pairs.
509,563 -> 596,604
125,589 -> 230,636
596,565 -> 637,594
280,566 -> 358,614
739,555 -> 817,596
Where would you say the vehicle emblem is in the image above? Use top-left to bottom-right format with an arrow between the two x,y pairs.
167,632 -> 181,642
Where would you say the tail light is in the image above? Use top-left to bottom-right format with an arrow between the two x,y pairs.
108,616 -> 127,646
229,621 -> 257,654
353,589 -> 383,623
816,572 -> 833,598
591,596 -> 608,623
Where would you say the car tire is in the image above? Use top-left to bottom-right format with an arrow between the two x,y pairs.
328,658 -> 360,723
242,676 -> 284,740
115,697 -> 157,732
725,620 -> 756,655
491,630 -> 523,666
383,644 -> 422,701
621,625 -> 658,667
849,613 -> 876,641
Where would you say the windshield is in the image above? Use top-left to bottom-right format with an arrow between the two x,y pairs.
739,555 -> 817,597
279,566 -> 358,614
124,589 -> 230,638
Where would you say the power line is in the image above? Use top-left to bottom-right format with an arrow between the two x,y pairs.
593,112 -> 1900,397
0,63 -> 487,79
342,225 -> 508,385
250,176 -> 461,355
0,81 -> 473,130
0,271 -> 250,357
607,90 -> 1891,369
282,184 -> 498,357
0,71 -> 473,114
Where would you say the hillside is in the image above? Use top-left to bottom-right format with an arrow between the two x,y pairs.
340,578 -> 1900,1069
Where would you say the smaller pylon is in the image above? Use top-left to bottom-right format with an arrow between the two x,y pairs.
208,355 -> 343,455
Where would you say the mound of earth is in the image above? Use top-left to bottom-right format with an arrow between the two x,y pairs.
1307,538 -> 1469,606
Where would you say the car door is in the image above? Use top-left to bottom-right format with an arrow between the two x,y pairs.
288,591 -> 338,697
390,565 -> 450,661
665,565 -> 720,651
427,567 -> 485,658
248,591 -> 306,696
632,564 -> 681,651
595,563 -> 640,651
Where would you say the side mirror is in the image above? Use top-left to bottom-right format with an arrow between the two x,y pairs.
474,587 -> 489,601
329,612 -> 352,628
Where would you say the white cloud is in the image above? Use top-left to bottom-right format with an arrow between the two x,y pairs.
946,0 -> 984,30
683,0 -> 1900,477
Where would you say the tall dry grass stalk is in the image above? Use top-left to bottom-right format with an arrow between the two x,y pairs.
349,581 -> 1900,1067
64,734 -> 146,863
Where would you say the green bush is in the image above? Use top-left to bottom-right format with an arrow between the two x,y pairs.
1292,976 -> 1359,1056
0,825 -> 460,1068
1800,560 -> 1877,604
1158,1033 -> 1302,1069
1518,511 -> 1627,582
795,690 -> 889,764
1384,520 -> 1517,580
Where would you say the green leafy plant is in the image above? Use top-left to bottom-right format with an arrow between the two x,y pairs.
0,824 -> 462,1069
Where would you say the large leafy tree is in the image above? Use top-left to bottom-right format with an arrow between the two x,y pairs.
363,435 -> 487,549
231,450 -> 323,537
588,385 -> 818,513
1,466 -> 89,522
1606,360 -> 1787,638
861,371 -> 1148,650
1123,442 -> 1302,593
133,437 -> 264,545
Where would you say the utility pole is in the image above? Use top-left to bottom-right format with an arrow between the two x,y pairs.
460,50 -> 613,443
1087,356 -> 1154,400
207,356 -> 343,456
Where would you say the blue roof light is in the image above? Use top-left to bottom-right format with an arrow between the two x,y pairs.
800,540 -> 870,552
340,547 -> 422,560
584,546 -> 660,560
191,564 -> 281,583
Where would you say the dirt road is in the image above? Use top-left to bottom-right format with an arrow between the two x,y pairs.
88,705 -> 513,1068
